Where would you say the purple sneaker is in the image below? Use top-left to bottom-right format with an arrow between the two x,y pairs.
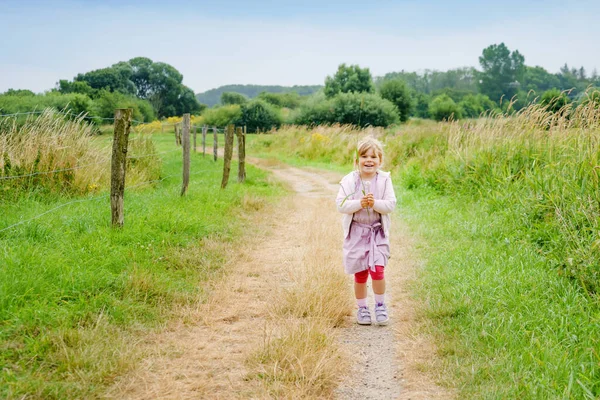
374,303 -> 389,325
356,306 -> 372,325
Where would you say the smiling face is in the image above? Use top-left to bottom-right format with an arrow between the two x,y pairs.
358,148 -> 381,179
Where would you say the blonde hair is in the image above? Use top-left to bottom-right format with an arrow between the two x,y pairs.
356,136 -> 384,167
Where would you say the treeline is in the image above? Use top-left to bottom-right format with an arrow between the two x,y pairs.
196,84 -> 322,107
203,42 -> 599,129
0,57 -> 203,123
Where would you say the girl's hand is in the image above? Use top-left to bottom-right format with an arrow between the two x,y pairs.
361,194 -> 375,208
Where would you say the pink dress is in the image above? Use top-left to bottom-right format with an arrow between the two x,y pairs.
342,173 -> 390,274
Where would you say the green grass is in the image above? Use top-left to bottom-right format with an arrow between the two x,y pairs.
0,132 -> 284,399
400,187 -> 600,399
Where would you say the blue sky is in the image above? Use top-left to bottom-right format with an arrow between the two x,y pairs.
1,0 -> 599,94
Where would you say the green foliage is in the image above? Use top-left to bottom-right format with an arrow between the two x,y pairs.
540,88 -> 571,113
221,92 -> 248,105
379,79 -> 412,122
428,94 -> 463,120
458,94 -> 497,118
201,104 -> 242,127
324,63 -> 374,98
257,91 -> 302,109
412,92 -> 431,118
294,92 -> 398,127
59,57 -> 202,119
91,90 -> 155,122
196,84 -> 322,107
3,89 -> 36,96
523,65 -> 561,94
237,100 -> 283,132
377,67 -> 479,95
478,42 -> 526,103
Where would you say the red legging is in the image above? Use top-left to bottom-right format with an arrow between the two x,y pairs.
354,265 -> 385,283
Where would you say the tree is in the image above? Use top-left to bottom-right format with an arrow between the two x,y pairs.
59,57 -> 202,119
379,79 -> 412,122
324,64 -> 374,98
221,92 -> 248,105
523,66 -> 561,94
478,43 -> 525,103
3,89 -> 35,96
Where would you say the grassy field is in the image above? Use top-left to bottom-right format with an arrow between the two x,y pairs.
247,109 -> 600,399
0,125 -> 284,399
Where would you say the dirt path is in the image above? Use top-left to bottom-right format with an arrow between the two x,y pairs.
107,159 -> 452,399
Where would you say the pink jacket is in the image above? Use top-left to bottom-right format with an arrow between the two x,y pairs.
336,170 -> 397,239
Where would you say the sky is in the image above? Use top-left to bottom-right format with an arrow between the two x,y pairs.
1,0 -> 599,95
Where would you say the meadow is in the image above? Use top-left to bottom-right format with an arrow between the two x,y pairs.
3,98 -> 600,398
247,98 -> 600,398
0,116 -> 284,399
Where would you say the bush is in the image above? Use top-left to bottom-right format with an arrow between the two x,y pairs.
91,90 -> 155,123
237,100 -> 282,133
201,105 -> 242,127
458,94 -> 498,118
257,92 -> 302,109
429,94 -> 463,121
294,92 -> 398,128
540,88 -> 571,113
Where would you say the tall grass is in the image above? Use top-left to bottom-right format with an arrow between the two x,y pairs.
250,98 -> 600,295
0,109 -> 160,198
248,99 -> 600,397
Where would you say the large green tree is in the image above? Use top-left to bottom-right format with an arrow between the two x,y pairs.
324,64 -> 374,98
478,43 -> 525,103
61,57 -> 201,118
379,79 -> 412,122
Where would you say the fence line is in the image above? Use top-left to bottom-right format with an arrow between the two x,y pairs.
1,109 -> 248,232
0,166 -> 219,235
0,149 -> 180,181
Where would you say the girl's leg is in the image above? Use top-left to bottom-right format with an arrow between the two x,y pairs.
372,278 -> 386,296
354,282 -> 368,301
371,265 -> 386,302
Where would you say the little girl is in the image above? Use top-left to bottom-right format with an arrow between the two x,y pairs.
336,136 -> 396,325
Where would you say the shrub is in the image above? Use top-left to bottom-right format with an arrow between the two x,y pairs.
201,105 -> 242,127
294,92 -> 398,128
540,88 -> 571,113
458,94 -> 498,118
429,94 -> 463,121
236,100 -> 282,132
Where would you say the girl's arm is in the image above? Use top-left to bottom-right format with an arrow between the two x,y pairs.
373,177 -> 396,214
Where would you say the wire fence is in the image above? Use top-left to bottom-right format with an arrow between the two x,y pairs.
0,110 -> 246,235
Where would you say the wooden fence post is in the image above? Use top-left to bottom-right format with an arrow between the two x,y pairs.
236,126 -> 246,183
110,108 -> 132,228
193,124 -> 197,153
174,123 -> 180,146
221,125 -> 235,189
213,126 -> 218,162
202,125 -> 207,157
181,114 -> 190,196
